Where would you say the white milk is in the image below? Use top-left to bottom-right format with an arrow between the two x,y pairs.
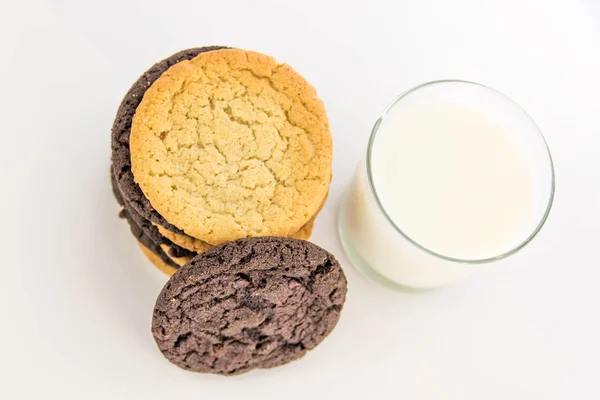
371,101 -> 538,260
339,82 -> 553,289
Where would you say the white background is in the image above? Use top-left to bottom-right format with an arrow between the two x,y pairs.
1,0 -> 599,399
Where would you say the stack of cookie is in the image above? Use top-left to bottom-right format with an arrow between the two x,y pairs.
110,47 -> 346,375
110,47 -> 332,276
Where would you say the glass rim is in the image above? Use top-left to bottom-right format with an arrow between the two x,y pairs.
366,79 -> 556,265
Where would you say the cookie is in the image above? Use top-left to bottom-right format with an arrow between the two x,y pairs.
155,224 -> 214,254
154,216 -> 313,269
111,168 -> 192,271
155,214 -> 315,253
160,244 -> 193,267
138,242 -> 178,276
120,205 -> 180,271
112,46 -> 228,234
292,216 -> 314,240
157,216 -> 312,272
130,49 -> 332,244
152,237 -> 347,375
158,217 -> 312,270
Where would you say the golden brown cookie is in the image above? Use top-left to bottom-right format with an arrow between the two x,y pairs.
292,216 -> 314,240
155,225 -> 213,253
155,215 -> 313,274
290,190 -> 328,241
130,49 -> 332,245
138,242 -> 178,275
154,214 -> 316,253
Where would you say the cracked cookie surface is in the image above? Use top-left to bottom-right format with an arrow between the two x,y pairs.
112,46 -> 228,234
152,237 -> 347,375
130,49 -> 332,244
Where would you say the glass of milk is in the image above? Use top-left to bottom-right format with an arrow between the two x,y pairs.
338,80 -> 555,290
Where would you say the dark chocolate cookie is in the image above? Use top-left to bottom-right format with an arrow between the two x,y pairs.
111,169 -> 194,270
152,237 -> 347,375
122,207 -> 179,270
111,46 -> 227,234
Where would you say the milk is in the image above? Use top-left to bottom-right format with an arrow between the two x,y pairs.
372,101 -> 538,260
338,81 -> 554,289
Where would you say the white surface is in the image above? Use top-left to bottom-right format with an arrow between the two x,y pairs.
1,0 -> 599,398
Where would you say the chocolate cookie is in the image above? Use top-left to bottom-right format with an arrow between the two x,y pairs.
120,206 -> 179,270
111,169 -> 193,271
111,46 -> 228,234
152,237 -> 347,375
159,244 -> 194,267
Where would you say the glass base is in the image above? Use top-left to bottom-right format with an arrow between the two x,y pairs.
337,194 -> 436,293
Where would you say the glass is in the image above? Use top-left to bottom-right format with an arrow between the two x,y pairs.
338,80 -> 555,291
